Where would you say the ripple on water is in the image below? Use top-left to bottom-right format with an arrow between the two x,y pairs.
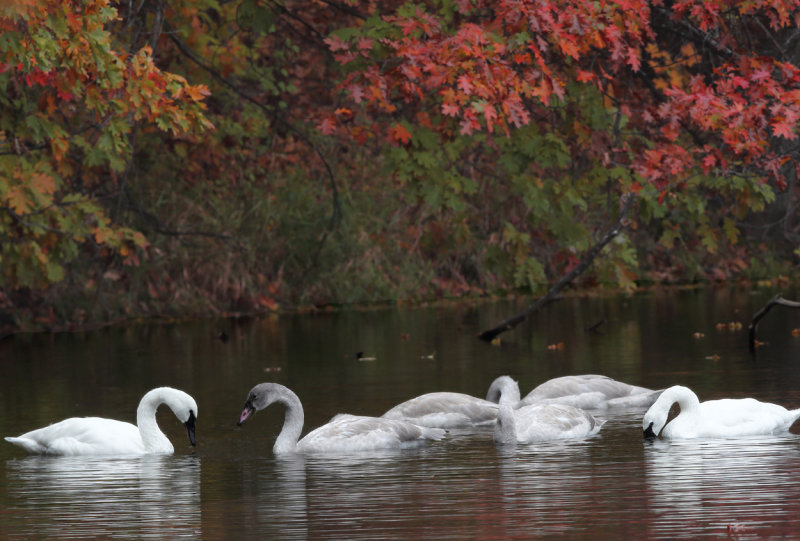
644,435 -> 800,538
5,455 -> 201,539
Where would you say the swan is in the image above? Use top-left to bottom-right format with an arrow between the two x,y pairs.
381,375 -> 521,428
5,387 -> 198,456
237,382 -> 445,453
489,374 -> 661,410
493,402 -> 604,444
642,385 -> 800,439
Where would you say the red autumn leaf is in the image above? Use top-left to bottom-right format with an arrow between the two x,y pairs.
513,53 -> 531,64
481,103 -> 498,132
441,102 -> 459,117
627,47 -> 641,71
317,116 -> 337,135
324,35 -> 349,52
349,85 -> 365,103
731,75 -> 749,89
771,119 -> 795,139
457,75 -> 473,95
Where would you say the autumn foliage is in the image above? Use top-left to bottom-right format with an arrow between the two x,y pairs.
0,0 -> 211,295
1,0 -> 800,331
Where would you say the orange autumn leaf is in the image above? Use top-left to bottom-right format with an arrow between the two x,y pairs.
388,123 -> 411,145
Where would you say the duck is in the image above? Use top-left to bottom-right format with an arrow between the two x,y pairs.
490,374 -> 661,410
382,375 -> 521,428
642,385 -> 800,439
237,382 -> 445,453
493,402 -> 604,444
5,387 -> 197,456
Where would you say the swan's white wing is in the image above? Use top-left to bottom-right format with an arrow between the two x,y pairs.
382,392 -> 499,428
297,415 -> 445,452
513,404 -> 603,443
6,417 -> 144,456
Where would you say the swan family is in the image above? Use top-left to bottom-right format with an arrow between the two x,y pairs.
6,375 -> 800,456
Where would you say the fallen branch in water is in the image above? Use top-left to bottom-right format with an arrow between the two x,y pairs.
748,293 -> 800,351
478,193 -> 636,343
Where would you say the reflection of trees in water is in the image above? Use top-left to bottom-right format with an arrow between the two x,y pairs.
231,435 -> 642,540
5,455 -> 201,538
644,437 -> 800,537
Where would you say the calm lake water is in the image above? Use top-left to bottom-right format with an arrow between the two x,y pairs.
3,287 -> 800,539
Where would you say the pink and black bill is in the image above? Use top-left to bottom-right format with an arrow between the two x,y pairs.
238,401 -> 255,426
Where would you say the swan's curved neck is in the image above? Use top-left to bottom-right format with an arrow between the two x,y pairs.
494,404 -> 517,444
274,388 -> 305,454
488,377 -> 521,406
666,386 -> 701,413
498,383 -> 521,407
137,388 -> 173,452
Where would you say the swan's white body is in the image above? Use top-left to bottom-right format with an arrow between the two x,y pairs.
507,374 -> 661,410
5,387 -> 198,456
642,385 -> 800,439
494,403 -> 603,444
382,376 -> 520,428
238,383 -> 445,453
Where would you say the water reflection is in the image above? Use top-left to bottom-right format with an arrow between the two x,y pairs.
235,432 -> 624,540
644,436 -> 800,537
496,439 -> 599,537
5,455 -> 201,538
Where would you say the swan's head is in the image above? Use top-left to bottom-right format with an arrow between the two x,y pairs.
159,388 -> 198,447
642,385 -> 692,439
642,402 -> 668,439
486,375 -> 521,407
493,404 -> 517,445
238,382 -> 285,426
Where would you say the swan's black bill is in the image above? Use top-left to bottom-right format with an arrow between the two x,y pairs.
185,410 -> 197,446
238,402 -> 255,426
643,422 -> 656,440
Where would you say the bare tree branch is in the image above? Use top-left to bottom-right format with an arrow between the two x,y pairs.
748,293 -> 800,351
478,193 -> 637,343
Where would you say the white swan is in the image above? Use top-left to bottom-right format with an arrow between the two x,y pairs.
642,385 -> 800,439
237,382 -> 445,453
381,376 -> 521,428
491,374 -> 661,410
5,387 -> 198,456
493,402 -> 604,444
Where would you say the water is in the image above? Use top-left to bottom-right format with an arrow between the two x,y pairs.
3,287 -> 800,538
